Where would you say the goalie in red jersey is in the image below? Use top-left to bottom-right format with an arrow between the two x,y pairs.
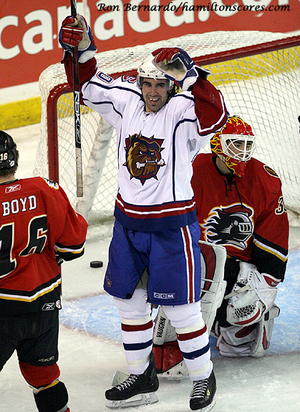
192,115 -> 289,356
0,130 -> 88,412
153,116 -> 289,377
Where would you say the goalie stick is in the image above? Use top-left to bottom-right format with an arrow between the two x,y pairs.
71,0 -> 83,197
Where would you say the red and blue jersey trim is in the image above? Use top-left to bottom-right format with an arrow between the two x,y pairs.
114,193 -> 198,231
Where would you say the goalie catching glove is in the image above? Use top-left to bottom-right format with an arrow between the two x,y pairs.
226,261 -> 280,327
152,47 -> 209,91
216,304 -> 280,357
59,14 -> 97,63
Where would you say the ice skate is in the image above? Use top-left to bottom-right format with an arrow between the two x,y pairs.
190,370 -> 216,411
105,352 -> 159,409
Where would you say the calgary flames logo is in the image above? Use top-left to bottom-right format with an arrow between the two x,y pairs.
124,132 -> 165,184
201,203 -> 254,250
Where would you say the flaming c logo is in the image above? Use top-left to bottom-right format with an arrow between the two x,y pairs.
124,132 -> 165,185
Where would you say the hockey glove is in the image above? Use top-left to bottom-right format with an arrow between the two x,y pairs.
152,47 -> 205,90
59,14 -> 97,63
217,304 -> 280,357
225,262 -> 279,327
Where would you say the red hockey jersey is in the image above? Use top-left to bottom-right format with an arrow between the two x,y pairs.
191,154 -> 289,281
0,177 -> 87,314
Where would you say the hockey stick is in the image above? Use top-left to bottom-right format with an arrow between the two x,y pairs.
71,0 -> 83,197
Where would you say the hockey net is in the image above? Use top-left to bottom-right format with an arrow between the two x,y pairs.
35,31 -> 300,226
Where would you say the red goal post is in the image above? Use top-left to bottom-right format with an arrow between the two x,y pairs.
35,31 -> 300,226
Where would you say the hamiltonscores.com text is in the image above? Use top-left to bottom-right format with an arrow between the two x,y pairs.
96,1 -> 291,13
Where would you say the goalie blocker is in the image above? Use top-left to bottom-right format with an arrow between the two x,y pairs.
153,241 -> 227,379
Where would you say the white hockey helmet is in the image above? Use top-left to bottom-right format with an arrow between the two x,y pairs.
137,54 -> 174,91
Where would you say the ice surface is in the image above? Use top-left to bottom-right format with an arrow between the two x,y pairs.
1,124 -> 300,412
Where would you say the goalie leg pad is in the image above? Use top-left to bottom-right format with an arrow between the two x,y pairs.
153,306 -> 176,346
153,341 -> 183,373
199,240 -> 227,335
152,345 -> 163,373
153,307 -> 188,379
153,342 -> 188,379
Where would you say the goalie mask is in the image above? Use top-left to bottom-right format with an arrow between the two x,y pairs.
0,130 -> 18,170
211,116 -> 256,177
137,54 -> 175,92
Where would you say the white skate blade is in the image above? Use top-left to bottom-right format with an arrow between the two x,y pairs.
106,392 -> 159,409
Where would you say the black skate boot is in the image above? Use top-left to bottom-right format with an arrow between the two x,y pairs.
189,370 -> 216,411
105,352 -> 159,409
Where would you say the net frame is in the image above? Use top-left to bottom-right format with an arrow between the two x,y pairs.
35,31 -> 300,224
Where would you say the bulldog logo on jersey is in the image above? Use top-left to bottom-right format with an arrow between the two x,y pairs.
124,132 -> 165,184
201,203 -> 254,250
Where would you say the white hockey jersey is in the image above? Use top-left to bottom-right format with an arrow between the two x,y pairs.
80,68 -> 227,231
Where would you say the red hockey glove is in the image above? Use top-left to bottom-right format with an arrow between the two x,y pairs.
59,14 -> 97,63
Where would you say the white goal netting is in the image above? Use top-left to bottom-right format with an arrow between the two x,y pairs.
35,31 -> 300,226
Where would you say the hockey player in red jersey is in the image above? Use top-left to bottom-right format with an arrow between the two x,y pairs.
192,116 -> 289,357
0,130 -> 88,412
59,14 -> 228,411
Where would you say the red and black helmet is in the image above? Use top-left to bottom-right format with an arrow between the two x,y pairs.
210,116 -> 255,177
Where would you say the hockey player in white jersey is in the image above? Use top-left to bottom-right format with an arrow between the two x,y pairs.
59,14 -> 228,411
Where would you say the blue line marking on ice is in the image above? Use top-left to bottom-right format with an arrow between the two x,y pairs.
60,249 -> 300,353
